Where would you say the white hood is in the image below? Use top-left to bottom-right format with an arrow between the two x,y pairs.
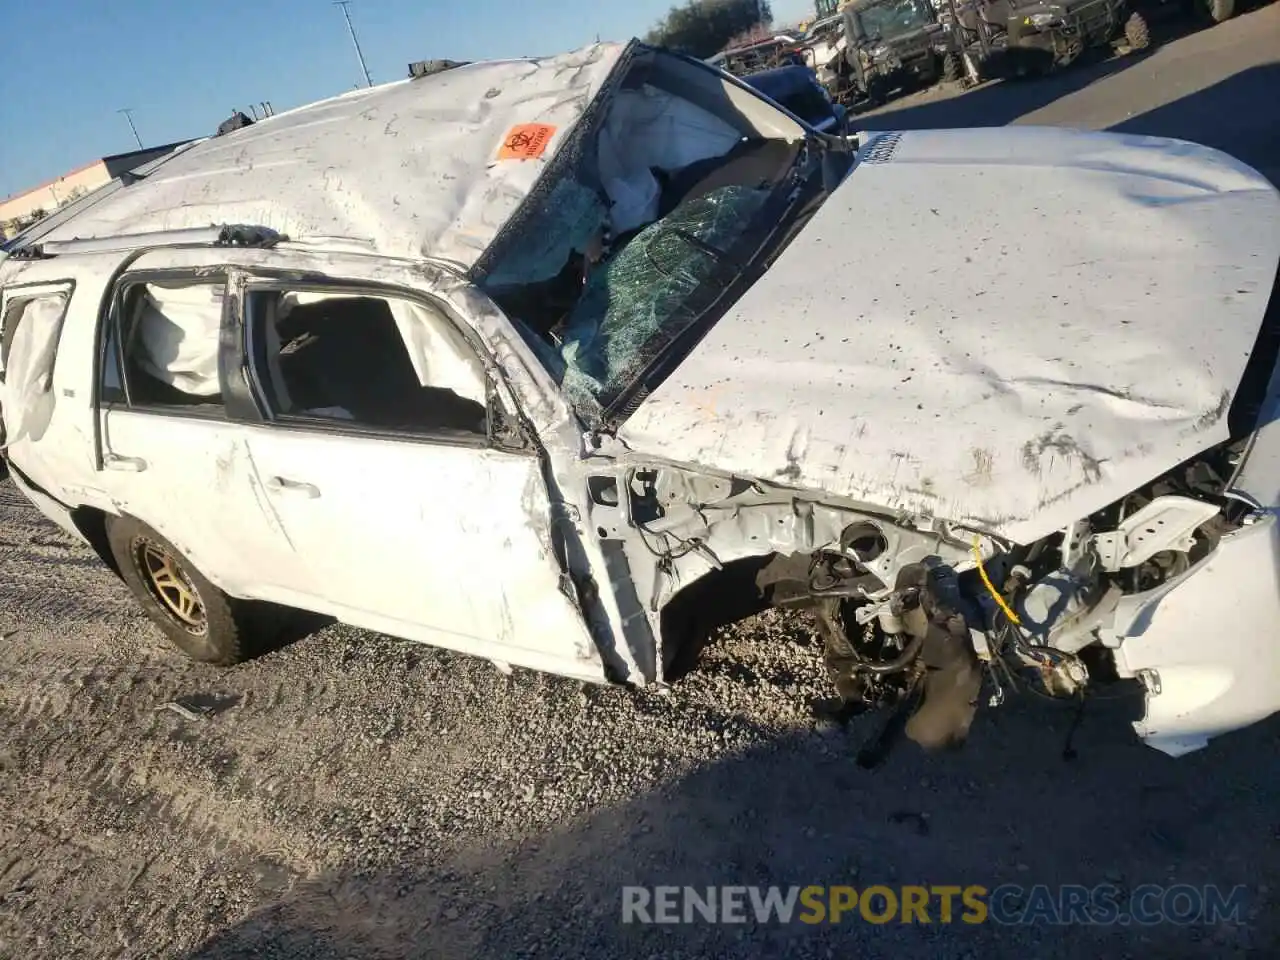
617,127 -> 1280,543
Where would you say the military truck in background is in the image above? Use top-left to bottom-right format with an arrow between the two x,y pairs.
942,0 -> 1149,81
941,0 -> 1255,85
814,0 -> 1249,101
836,0 -> 951,103
705,36 -> 807,77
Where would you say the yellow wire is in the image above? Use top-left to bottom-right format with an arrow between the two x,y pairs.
973,535 -> 1022,626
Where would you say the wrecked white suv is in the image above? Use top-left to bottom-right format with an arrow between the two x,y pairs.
3,41 -> 1279,760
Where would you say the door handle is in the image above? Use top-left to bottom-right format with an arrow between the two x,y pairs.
266,476 -> 321,499
104,454 -> 148,473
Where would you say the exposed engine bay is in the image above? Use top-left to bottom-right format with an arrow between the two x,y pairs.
586,434 -> 1255,763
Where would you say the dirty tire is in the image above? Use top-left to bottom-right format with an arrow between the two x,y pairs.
1059,38 -> 1084,69
1204,0 -> 1234,22
1125,12 -> 1151,51
105,514 -> 252,665
942,52 -> 962,82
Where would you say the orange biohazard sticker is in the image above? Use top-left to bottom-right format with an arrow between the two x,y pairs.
497,123 -> 557,161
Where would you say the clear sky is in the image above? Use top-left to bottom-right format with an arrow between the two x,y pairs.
0,0 -> 813,199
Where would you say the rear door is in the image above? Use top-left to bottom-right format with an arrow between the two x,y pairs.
93,258 -> 311,606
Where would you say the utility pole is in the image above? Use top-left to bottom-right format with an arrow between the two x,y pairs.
117,108 -> 144,149
333,1 -> 373,87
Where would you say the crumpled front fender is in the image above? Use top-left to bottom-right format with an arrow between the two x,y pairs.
1110,513 -> 1280,756
1112,307 -> 1280,756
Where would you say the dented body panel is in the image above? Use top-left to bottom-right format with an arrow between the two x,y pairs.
618,127 -> 1280,544
31,45 -> 628,268
1109,513 -> 1280,756
238,425 -> 607,681
1107,322 -> 1280,755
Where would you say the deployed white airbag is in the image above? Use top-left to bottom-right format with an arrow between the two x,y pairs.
0,295 -> 68,447
597,85 -> 742,234
391,300 -> 487,406
279,292 -> 486,405
136,283 -> 223,396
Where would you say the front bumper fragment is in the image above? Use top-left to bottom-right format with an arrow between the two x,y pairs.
1110,514 -> 1280,756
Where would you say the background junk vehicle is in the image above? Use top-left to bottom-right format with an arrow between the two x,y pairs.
838,0 -> 951,104
741,64 -> 849,133
946,0 -> 1150,81
797,12 -> 850,93
704,37 -> 807,77
2,40 -> 1280,762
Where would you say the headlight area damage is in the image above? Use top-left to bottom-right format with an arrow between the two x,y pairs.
582,434 -> 1259,763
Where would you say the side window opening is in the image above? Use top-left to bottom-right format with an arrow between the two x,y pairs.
112,280 -> 226,413
0,300 -> 21,379
101,324 -> 122,397
247,289 -> 489,438
0,299 -> 24,382
0,287 -> 72,446
1,290 -> 70,383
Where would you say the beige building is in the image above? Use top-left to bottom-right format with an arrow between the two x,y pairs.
1,142 -> 189,237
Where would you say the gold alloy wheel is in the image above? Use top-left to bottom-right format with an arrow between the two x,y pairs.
133,538 -> 208,634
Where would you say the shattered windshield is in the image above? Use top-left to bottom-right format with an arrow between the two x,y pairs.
474,54 -> 830,427
558,184 -> 771,413
483,170 -> 783,424
856,0 -> 933,40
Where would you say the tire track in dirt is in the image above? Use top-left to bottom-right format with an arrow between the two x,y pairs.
0,473 -> 843,958
0,481 -> 141,641
0,480 -> 327,955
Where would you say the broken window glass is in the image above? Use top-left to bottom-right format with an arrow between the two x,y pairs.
473,54 -> 829,426
481,178 -> 608,292
559,183 -> 771,415
854,0 -> 934,41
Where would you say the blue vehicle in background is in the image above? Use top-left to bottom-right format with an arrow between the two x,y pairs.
740,64 -> 849,134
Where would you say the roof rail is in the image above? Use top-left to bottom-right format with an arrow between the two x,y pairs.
15,224 -> 286,259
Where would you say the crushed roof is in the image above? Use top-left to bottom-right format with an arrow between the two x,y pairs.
39,43 -> 625,267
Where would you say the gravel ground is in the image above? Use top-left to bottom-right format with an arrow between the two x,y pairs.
3,8 -> 1280,958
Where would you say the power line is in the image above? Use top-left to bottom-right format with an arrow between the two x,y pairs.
333,1 -> 373,88
117,108 -> 144,150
